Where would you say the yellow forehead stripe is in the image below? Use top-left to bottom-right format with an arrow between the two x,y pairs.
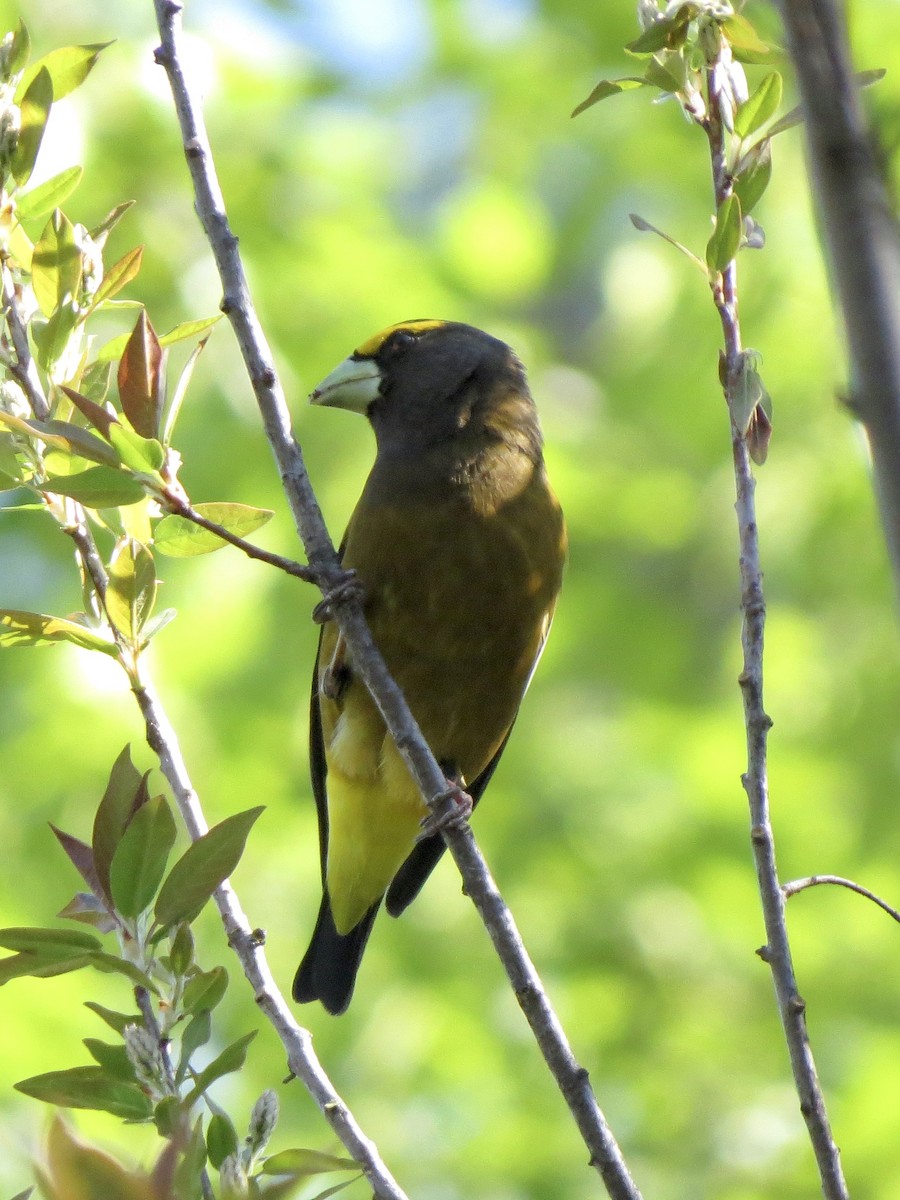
354,319 -> 445,358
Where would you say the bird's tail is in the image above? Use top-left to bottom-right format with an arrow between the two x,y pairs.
292,892 -> 380,1015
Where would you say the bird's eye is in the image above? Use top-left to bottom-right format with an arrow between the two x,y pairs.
386,330 -> 416,356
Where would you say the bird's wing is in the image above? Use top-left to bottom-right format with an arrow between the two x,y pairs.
308,626 -> 330,886
385,604 -> 556,917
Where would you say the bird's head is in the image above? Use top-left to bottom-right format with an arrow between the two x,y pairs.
309,320 -> 541,460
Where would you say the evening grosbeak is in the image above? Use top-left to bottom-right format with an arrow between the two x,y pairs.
293,319 -> 566,1014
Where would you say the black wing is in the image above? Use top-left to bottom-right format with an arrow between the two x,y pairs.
384,725 -> 513,916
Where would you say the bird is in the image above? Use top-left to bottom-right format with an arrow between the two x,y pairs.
292,319 -> 566,1014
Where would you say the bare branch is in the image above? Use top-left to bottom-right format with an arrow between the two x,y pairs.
775,0 -> 900,584
150,2 -> 642,1196
703,43 -> 850,1200
784,874 -> 900,924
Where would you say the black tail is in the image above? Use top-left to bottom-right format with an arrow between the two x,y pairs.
292,892 -> 380,1015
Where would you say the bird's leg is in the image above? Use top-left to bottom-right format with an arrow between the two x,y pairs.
321,632 -> 351,702
419,767 -> 474,838
311,568 -> 363,625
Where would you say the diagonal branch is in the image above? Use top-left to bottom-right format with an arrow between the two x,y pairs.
150,2 -> 642,1197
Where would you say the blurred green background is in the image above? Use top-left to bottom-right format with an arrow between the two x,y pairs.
2,1 -> 900,1197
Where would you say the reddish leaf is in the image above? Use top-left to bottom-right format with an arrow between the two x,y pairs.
117,311 -> 163,439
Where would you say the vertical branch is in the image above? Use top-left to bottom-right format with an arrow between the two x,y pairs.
704,47 -> 850,1200
775,0 -> 900,586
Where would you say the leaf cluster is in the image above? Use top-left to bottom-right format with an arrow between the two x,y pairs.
0,744 -> 353,1198
0,23 -> 274,673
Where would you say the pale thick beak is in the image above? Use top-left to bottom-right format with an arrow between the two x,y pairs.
308,356 -> 382,414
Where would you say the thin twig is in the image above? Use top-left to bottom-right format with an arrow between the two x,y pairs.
0,262 -> 49,420
784,875 -> 900,924
704,46 -> 849,1200
161,493 -> 320,583
150,2 -> 643,1196
775,0 -> 900,585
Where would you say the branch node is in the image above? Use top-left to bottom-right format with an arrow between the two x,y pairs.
756,944 -> 771,963
420,783 -> 473,838
750,823 -> 767,844
312,570 -> 363,624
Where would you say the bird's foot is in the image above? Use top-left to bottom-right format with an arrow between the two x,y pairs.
312,569 -> 362,625
419,782 -> 473,839
321,659 -> 351,701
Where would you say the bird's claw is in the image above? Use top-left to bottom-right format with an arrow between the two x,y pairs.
419,782 -> 473,839
312,570 -> 363,625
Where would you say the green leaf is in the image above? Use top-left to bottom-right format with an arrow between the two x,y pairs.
625,6 -> 697,55
6,20 -> 31,78
183,1031 -> 257,1107
107,422 -> 165,474
0,949 -> 94,984
140,606 -> 177,647
159,315 -> 223,346
181,965 -> 229,1016
722,14 -> 780,64
154,808 -> 264,930
11,65 -> 52,186
32,208 -> 82,317
571,77 -> 646,117
262,1150 -> 358,1177
109,794 -> 177,918
0,609 -> 117,654
87,950 -> 158,992
40,464 -> 147,507
15,1065 -> 152,1120
106,537 -> 157,641
176,1009 -> 212,1084
154,503 -> 275,557
33,302 -> 80,370
0,409 -> 118,467
85,1002 -> 143,1035
729,350 -> 766,435
154,1095 -> 184,1139
77,359 -> 113,404
118,310 -> 163,439
733,143 -> 772,215
643,50 -> 687,94
17,42 -> 112,103
206,1113 -> 239,1170
734,72 -> 783,139
90,199 -> 135,245
0,926 -> 102,953
93,745 -> 144,902
83,1038 -> 135,1082
705,194 -> 742,273
169,922 -> 195,976
16,166 -> 83,221
91,245 -> 144,309
163,334 -> 210,445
